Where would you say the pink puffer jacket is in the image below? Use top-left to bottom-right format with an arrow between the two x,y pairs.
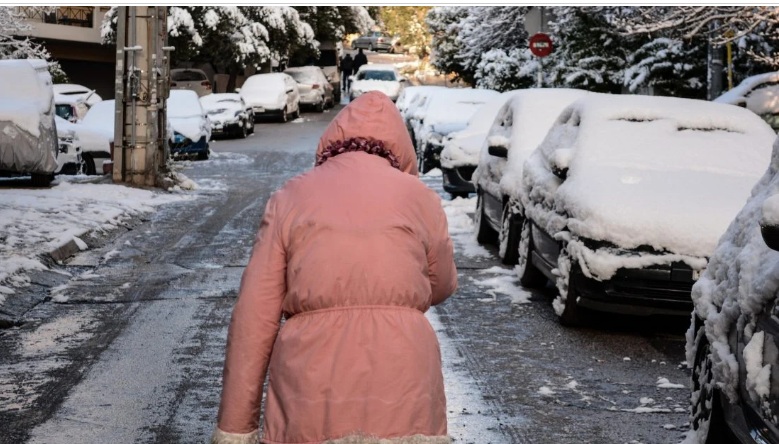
213,91 -> 458,444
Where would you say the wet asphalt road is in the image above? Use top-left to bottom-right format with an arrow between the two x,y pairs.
0,103 -> 693,444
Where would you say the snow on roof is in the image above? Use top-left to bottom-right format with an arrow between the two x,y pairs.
52,84 -> 91,95
0,60 -> 53,137
54,93 -> 84,105
715,71 -> 779,107
200,93 -> 241,108
358,63 -> 399,73
242,72 -> 288,90
547,94 -> 777,258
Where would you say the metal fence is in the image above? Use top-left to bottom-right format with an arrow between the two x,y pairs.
19,6 -> 94,28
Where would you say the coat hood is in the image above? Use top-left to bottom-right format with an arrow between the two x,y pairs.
316,91 -> 417,176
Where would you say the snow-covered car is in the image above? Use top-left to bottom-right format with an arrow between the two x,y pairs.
200,93 -> 253,139
396,85 -> 444,124
239,73 -> 300,123
415,88 -> 499,173
685,135 -> 779,444
715,71 -> 779,132
284,66 -> 334,112
54,93 -> 91,122
439,91 -> 520,199
170,68 -> 212,98
167,90 -> 211,160
0,59 -> 58,187
400,86 -> 447,147
55,116 -> 111,175
518,94 -> 776,326
80,99 -> 116,143
52,83 -> 102,107
473,89 -> 590,264
349,64 -> 407,102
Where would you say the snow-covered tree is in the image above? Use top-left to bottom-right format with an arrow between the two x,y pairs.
0,7 -> 67,82
623,37 -> 707,98
474,48 -> 537,91
426,6 -> 469,80
293,6 -> 373,42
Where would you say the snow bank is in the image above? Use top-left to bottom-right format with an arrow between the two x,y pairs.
0,180 -> 192,297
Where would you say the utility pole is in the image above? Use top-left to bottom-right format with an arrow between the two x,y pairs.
113,6 -> 170,187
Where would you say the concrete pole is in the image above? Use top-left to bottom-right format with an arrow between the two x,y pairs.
113,6 -> 169,187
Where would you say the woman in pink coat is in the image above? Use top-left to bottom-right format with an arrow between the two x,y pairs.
212,91 -> 458,444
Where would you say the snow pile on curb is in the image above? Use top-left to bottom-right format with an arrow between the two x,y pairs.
0,178 -> 193,300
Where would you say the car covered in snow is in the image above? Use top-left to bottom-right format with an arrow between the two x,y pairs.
54,116 -> 112,175
517,94 -> 777,326
715,71 -> 779,132
200,93 -> 253,139
686,135 -> 779,444
52,83 -> 102,107
284,66 -> 334,112
52,83 -> 101,122
415,88 -> 499,173
396,86 -> 443,121
473,89 -> 590,264
349,64 -> 407,102
167,90 -> 211,160
0,59 -> 59,187
239,72 -> 300,123
400,86 -> 448,149
438,91 -> 519,198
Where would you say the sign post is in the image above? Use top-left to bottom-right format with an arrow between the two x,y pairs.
529,32 -> 553,88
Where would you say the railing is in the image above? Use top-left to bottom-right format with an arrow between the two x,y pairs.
19,6 -> 94,28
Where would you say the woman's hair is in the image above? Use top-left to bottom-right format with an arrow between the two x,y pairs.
315,137 -> 400,170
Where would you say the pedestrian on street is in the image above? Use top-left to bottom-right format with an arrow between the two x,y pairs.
353,48 -> 368,73
211,91 -> 458,444
340,53 -> 354,92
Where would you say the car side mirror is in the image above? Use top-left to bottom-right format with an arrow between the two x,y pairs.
286,88 -> 294,93
761,195 -> 779,251
488,144 -> 508,158
234,88 -> 241,93
400,77 -> 408,83
551,148 -> 573,180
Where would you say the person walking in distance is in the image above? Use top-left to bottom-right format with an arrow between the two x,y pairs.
340,53 -> 354,93
211,91 -> 458,444
353,48 -> 368,74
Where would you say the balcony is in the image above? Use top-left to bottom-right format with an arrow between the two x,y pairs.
17,6 -> 106,44
20,6 -> 94,28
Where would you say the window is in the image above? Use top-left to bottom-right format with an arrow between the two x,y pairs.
358,70 -> 396,81
171,70 -> 207,82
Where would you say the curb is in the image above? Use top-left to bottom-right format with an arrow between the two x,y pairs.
49,234 -> 89,263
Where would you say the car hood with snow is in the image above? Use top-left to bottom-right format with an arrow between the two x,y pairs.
523,94 -> 776,278
167,90 -> 210,142
200,93 -> 244,127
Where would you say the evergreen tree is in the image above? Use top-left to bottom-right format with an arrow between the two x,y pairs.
426,6 -> 470,81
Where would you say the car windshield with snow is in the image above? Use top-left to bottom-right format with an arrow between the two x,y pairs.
167,90 -> 211,160
349,64 -> 406,102
687,134 -> 779,444
472,88 -> 590,265
200,93 -> 253,139
517,94 -> 777,326
415,88 -> 499,174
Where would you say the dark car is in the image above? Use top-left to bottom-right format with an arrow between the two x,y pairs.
687,136 -> 779,443
517,94 -> 776,326
351,31 -> 399,53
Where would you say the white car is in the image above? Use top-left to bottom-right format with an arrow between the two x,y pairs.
349,64 -> 407,102
715,71 -> 779,132
200,93 -> 254,139
170,68 -> 212,98
52,83 -> 102,106
80,100 -> 116,144
518,94 -> 777,326
415,88 -> 499,173
167,90 -> 211,160
396,85 -> 445,124
284,66 -> 335,112
438,91 -> 520,199
54,116 -> 112,175
239,73 -> 300,123
472,89 -> 590,264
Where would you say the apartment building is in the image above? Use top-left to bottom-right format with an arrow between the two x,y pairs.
18,6 -> 115,99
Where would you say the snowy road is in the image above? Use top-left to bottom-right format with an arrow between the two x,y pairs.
0,105 -> 691,444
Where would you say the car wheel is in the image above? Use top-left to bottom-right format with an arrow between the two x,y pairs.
517,218 -> 547,288
351,42 -> 357,50
31,173 -> 53,187
474,189 -> 498,245
691,332 -> 734,444
293,104 -> 300,119
369,43 -> 374,51
499,202 -> 521,265
555,250 -> 590,327
316,99 -> 325,113
80,154 -> 97,175
197,149 -> 210,161
280,107 -> 288,123
239,121 -> 248,139
247,118 -> 254,134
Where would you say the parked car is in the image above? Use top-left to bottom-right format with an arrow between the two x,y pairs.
349,64 -> 407,102
170,68 -> 212,97
400,86 -> 447,148
396,86 -> 444,121
80,99 -> 116,143
472,89 -> 590,264
283,66 -> 334,112
52,83 -> 102,106
54,116 -> 112,175
0,59 -> 58,187
351,31 -> 400,53
715,71 -> 779,132
167,90 -> 211,160
439,91 -> 520,199
686,135 -> 779,444
54,93 -> 91,122
315,40 -> 342,103
239,73 -> 300,123
517,94 -> 776,326
200,93 -> 253,139
415,88 -> 499,173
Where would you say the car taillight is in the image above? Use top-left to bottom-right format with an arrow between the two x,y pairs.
170,82 -> 177,87
201,81 -> 211,88
312,84 -> 320,89
378,38 -> 384,43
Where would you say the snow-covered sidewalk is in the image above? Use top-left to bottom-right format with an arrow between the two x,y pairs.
0,176 -> 193,304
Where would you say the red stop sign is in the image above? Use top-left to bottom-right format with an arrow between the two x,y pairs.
529,33 -> 553,58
